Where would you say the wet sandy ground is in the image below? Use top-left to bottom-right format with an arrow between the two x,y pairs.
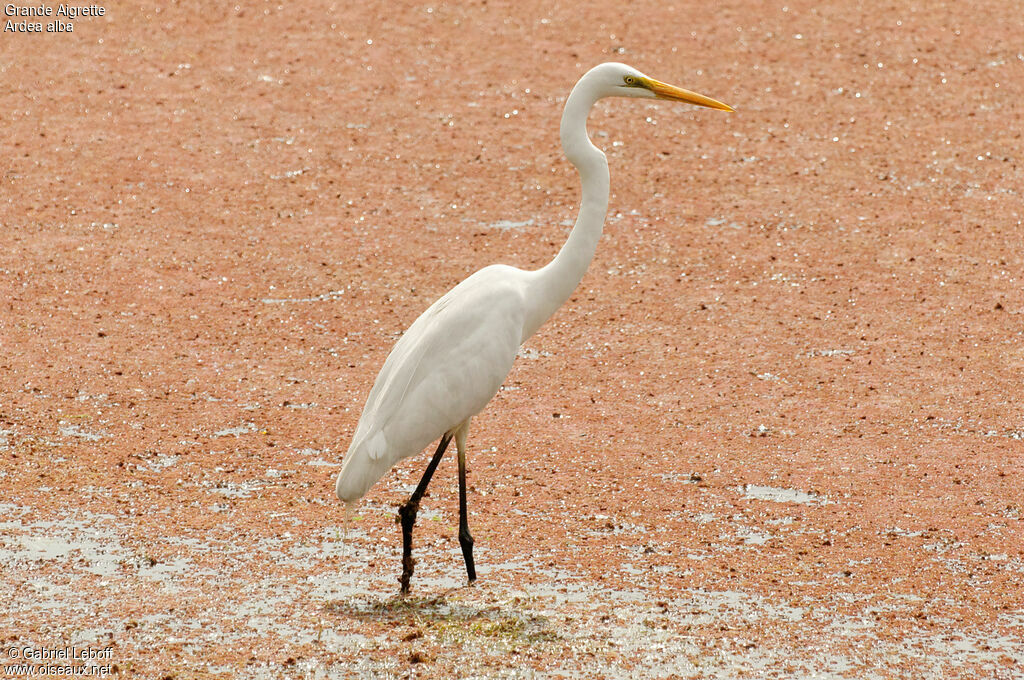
2,0 -> 1023,677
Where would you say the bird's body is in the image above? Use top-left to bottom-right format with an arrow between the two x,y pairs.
336,264 -> 525,502
335,62 -> 732,593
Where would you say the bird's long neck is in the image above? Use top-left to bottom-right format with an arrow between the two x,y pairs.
521,82 -> 609,342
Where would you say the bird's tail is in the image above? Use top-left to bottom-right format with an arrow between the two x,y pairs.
335,429 -> 387,503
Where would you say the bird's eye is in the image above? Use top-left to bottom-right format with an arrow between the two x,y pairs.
624,75 -> 636,86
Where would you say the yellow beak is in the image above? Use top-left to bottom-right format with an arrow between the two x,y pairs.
641,76 -> 734,112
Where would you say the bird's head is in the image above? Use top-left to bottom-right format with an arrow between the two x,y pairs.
588,62 -> 734,112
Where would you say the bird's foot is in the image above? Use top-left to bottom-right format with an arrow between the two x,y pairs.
398,501 -> 419,595
458,530 -> 476,584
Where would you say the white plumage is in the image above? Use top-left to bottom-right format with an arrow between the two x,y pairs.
334,62 -> 732,593
336,265 -> 524,502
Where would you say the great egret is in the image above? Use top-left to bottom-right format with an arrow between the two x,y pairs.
336,62 -> 732,594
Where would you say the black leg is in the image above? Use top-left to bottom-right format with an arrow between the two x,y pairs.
398,432 -> 452,595
456,429 -> 476,584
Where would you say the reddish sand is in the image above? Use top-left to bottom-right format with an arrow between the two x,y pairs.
2,0 -> 1022,677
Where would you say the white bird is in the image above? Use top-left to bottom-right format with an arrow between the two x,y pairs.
336,62 -> 732,594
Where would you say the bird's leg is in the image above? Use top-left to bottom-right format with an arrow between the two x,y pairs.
455,424 -> 476,584
398,432 -> 452,595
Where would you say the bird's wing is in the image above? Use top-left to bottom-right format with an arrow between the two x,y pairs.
352,265 -> 526,461
360,296 -> 454,432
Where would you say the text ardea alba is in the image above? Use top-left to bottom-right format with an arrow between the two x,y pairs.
336,62 -> 732,594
